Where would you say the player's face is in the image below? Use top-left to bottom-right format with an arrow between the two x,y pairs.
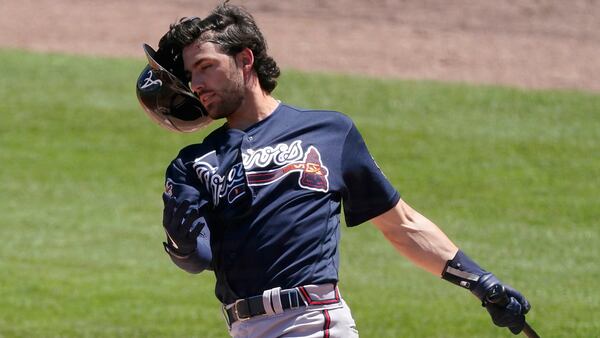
183,41 -> 245,120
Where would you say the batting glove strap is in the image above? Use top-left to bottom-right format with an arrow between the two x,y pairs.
442,250 -> 490,291
441,250 -> 505,301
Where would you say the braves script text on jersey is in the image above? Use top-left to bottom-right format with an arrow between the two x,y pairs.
163,103 -> 400,304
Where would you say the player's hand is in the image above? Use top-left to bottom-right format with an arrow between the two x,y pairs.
474,274 -> 531,335
485,284 -> 530,334
162,197 -> 204,255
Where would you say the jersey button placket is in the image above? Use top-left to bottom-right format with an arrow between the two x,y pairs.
240,134 -> 257,198
240,133 -> 253,152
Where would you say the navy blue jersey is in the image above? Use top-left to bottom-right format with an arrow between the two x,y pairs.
163,103 -> 400,304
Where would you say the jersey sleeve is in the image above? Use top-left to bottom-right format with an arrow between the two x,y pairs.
162,156 -> 213,273
341,123 -> 400,227
163,157 -> 203,205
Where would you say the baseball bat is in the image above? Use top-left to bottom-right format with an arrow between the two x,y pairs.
486,284 -> 541,338
521,322 -> 540,338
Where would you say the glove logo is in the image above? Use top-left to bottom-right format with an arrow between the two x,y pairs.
139,69 -> 163,91
165,180 -> 174,197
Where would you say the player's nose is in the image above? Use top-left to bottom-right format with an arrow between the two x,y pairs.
189,75 -> 206,94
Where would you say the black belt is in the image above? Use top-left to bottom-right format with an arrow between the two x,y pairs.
224,288 -> 305,325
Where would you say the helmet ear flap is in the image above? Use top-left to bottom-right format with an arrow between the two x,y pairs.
135,44 -> 212,133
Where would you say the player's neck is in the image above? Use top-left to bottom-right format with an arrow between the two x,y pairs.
226,88 -> 279,131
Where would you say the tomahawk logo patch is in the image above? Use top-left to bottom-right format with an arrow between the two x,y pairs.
245,143 -> 329,193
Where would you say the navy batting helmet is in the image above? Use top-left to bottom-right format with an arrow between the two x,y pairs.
136,43 -> 211,133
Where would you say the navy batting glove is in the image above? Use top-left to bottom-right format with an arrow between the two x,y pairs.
442,250 -> 531,335
473,274 -> 531,334
483,283 -> 531,334
162,197 -> 204,256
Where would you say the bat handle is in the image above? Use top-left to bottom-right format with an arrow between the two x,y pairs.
522,322 -> 541,338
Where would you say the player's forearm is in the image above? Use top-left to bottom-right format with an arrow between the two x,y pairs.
372,199 -> 458,275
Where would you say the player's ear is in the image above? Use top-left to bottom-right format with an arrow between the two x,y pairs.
236,48 -> 254,72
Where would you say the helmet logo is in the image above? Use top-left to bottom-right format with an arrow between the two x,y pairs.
139,70 -> 163,91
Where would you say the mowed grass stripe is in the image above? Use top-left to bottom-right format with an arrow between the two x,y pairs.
0,49 -> 598,337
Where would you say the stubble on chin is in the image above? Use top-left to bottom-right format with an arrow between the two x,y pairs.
211,78 -> 245,119
207,93 -> 244,120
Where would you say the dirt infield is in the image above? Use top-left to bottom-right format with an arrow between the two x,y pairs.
1,0 -> 599,92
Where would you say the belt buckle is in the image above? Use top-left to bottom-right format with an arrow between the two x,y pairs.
233,299 -> 251,322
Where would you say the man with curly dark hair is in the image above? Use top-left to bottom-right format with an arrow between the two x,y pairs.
136,2 -> 533,337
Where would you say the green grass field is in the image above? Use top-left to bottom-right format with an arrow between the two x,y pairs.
0,49 -> 598,337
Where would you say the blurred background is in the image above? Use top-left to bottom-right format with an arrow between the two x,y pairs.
2,0 -> 600,91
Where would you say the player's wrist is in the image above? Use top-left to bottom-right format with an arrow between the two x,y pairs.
441,249 -> 500,300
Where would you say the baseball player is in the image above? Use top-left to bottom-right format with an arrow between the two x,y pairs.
136,2 -> 532,337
